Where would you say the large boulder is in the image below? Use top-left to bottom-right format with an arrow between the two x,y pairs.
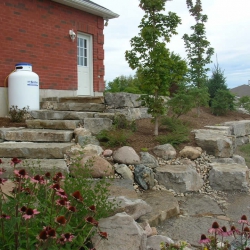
209,163 -> 249,191
153,144 -> 176,160
70,155 -> 114,178
194,130 -> 234,158
91,212 -> 147,250
108,196 -> 152,220
113,146 -> 140,165
104,92 -> 142,108
114,163 -> 134,181
83,118 -> 113,134
155,165 -> 204,193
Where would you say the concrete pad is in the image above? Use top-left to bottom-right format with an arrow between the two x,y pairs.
4,129 -> 73,142
0,142 -> 74,158
26,119 -> 80,130
0,158 -> 68,177
30,110 -> 96,120
137,190 -> 180,227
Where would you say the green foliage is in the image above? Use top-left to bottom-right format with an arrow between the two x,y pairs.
206,62 -> 228,101
113,113 -> 137,132
237,96 -> 250,113
125,0 -> 185,135
96,129 -> 132,147
9,105 -> 29,122
167,84 -> 195,118
156,117 -> 190,147
105,75 -> 142,94
96,113 -> 137,147
211,89 -> 235,116
160,240 -> 188,250
183,0 -> 214,114
0,158 -> 115,249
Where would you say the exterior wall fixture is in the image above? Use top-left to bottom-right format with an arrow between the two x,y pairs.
69,29 -> 76,41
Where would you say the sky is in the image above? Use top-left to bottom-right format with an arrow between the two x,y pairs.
94,0 -> 250,89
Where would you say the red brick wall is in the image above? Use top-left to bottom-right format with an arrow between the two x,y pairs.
0,0 -> 105,92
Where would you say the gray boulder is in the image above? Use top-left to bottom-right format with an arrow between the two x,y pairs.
108,196 -> 152,220
91,212 -> 147,250
140,152 -> 159,169
153,144 -> 176,160
146,235 -> 174,250
84,118 -> 113,134
134,164 -> 155,190
113,146 -> 140,165
114,163 -> 134,181
209,163 -> 249,191
179,146 -> 202,160
155,165 -> 204,193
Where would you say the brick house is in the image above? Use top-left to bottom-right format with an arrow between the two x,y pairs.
0,0 -> 118,116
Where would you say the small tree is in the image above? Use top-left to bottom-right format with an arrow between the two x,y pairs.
183,0 -> 214,116
125,0 -> 183,135
206,61 -> 228,102
211,89 -> 235,115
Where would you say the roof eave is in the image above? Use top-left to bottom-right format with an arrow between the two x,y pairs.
52,0 -> 119,19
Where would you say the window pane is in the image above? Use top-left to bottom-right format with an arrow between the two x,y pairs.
84,58 -> 87,66
80,57 -> 83,66
84,48 -> 87,58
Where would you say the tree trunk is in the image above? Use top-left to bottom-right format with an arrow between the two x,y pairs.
154,117 -> 159,136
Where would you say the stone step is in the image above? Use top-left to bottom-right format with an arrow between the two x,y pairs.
56,103 -> 106,112
42,96 -> 104,104
26,119 -> 80,130
2,129 -> 73,142
0,158 -> 69,177
30,110 -> 115,121
40,102 -> 106,112
0,142 -> 74,159
30,110 -> 96,120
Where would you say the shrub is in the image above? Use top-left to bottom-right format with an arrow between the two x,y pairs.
0,157 -> 116,249
9,105 -> 29,122
96,129 -> 132,147
237,96 -> 250,113
156,117 -> 190,147
211,89 -> 235,116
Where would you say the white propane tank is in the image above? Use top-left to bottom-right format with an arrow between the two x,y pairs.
8,62 -> 39,110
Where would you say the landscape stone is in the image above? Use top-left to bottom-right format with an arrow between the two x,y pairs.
104,92 -> 142,108
155,165 -> 204,193
0,127 -> 26,140
224,120 -> 250,137
30,110 -> 95,120
153,144 -> 177,160
113,146 -> 140,165
4,129 -> 73,142
194,130 -> 234,157
108,196 -> 152,220
76,135 -> 100,147
91,212 -> 147,250
107,178 -> 138,199
209,162 -> 249,191
134,164 -> 155,190
56,102 -> 106,112
83,118 -> 113,134
179,146 -> 202,160
75,155 -> 114,178
82,144 -> 103,156
74,127 -> 91,137
0,142 -> 74,159
232,154 -> 246,165
102,149 -> 113,157
114,163 -> 134,181
140,152 -> 159,169
0,158 -> 68,178
26,119 -> 79,130
138,190 -> 180,227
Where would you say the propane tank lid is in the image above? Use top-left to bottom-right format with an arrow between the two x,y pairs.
15,62 -> 32,71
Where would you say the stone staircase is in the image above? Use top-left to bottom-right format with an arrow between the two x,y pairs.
0,96 -> 114,176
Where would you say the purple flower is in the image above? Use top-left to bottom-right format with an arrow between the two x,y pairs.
11,157 -> 22,165
199,234 -> 210,244
0,178 -> 7,185
14,169 -> 29,179
22,208 -> 40,220
85,216 -> 98,227
55,215 -> 67,225
61,232 -> 74,242
208,221 -> 223,234
238,215 -> 250,225
0,214 -> 10,219
31,174 -> 45,184
72,191 -> 83,202
218,226 -> 233,237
